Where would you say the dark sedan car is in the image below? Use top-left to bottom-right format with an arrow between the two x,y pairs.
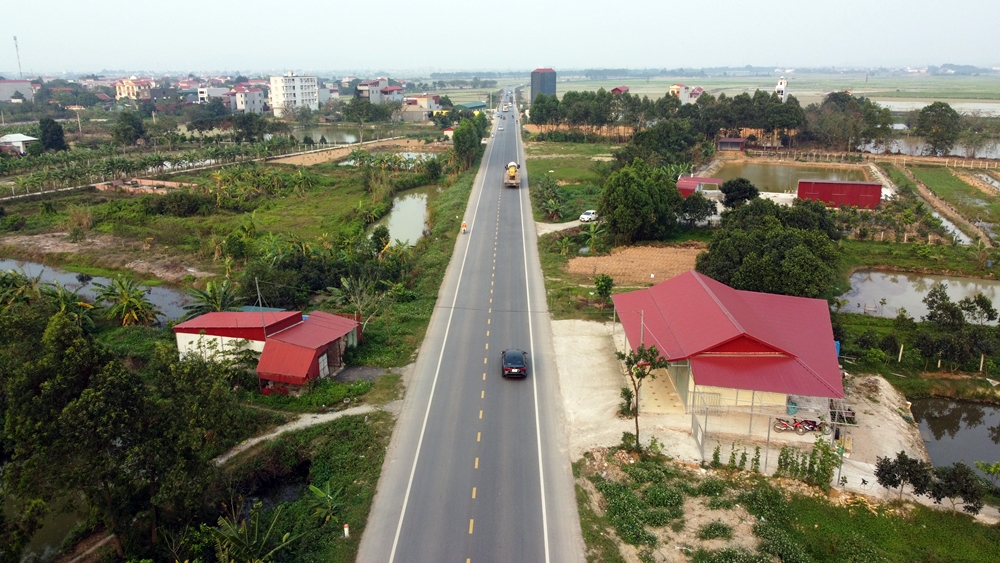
501,349 -> 528,378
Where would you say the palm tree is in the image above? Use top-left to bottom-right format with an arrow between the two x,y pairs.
181,280 -> 243,320
94,275 -> 161,326
41,281 -> 97,331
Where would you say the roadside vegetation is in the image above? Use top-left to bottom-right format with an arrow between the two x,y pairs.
574,435 -> 1000,563
0,99 -> 489,561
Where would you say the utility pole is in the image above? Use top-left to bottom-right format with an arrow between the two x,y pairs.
13,36 -> 23,79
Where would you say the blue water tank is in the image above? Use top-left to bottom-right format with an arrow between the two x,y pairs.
835,340 -> 841,357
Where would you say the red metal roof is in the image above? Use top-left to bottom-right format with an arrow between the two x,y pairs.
719,137 -> 746,142
532,68 -> 555,73
256,311 -> 358,385
173,311 -> 302,341
381,85 -> 403,92
797,180 -> 883,210
611,271 -> 843,398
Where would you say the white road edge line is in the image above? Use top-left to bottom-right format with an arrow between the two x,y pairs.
386,108 -> 498,563
517,100 -> 552,563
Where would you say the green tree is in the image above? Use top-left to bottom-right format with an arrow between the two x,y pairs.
343,98 -> 375,144
720,177 -> 759,209
598,158 -> 682,244
614,344 -> 670,453
38,117 -> 68,151
451,118 -> 480,170
681,191 -> 716,227
928,462 -> 986,515
915,101 -> 962,156
94,275 -> 161,326
594,274 -> 614,307
182,279 -> 244,320
233,113 -> 269,143
111,110 -> 146,146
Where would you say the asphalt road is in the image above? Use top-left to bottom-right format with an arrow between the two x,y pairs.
357,94 -> 585,562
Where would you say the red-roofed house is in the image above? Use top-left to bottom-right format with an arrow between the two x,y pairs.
676,176 -> 723,197
380,85 -> 403,102
611,86 -> 629,95
173,311 -> 359,391
612,271 -> 843,415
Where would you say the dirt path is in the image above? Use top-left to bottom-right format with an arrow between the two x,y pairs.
269,138 -> 446,166
536,219 -> 581,236
213,404 -> 376,465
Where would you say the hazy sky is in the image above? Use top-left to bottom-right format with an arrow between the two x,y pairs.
3,0 -> 999,75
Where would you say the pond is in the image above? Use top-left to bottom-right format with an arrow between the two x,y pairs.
910,398 -> 1000,478
0,258 -> 191,322
368,184 -> 441,245
291,126 -> 359,144
2,498 -> 86,562
714,163 -> 868,193
842,270 -> 1000,321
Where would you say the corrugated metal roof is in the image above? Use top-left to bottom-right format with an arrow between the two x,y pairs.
256,340 -> 316,385
612,271 -> 843,398
256,312 -> 359,385
270,311 -> 358,348
174,311 -> 300,332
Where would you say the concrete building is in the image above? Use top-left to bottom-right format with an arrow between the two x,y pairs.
318,85 -> 340,105
269,72 -> 319,118
669,84 -> 704,105
380,85 -> 403,103
530,68 -> 556,104
775,76 -> 789,103
198,87 -> 229,103
405,94 -> 441,111
229,84 -> 265,114
115,77 -> 155,100
356,78 -> 389,104
0,80 -> 35,102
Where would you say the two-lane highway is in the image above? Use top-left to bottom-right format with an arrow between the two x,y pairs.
358,92 -> 584,562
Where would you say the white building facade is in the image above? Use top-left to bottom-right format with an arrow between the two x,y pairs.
270,72 -> 319,117
229,85 -> 265,114
198,87 -> 229,103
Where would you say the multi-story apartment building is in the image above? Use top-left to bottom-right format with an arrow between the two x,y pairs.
269,72 -> 319,117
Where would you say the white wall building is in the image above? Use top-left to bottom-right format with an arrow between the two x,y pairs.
198,87 -> 229,103
270,72 -> 319,117
229,85 -> 265,114
775,77 -> 789,103
318,85 -> 340,105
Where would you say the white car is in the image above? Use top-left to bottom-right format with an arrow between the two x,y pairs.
579,210 -> 598,222
498,126 -> 504,131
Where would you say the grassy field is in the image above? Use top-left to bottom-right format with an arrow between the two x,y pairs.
548,73 -> 1000,106
909,165 -> 1000,228
525,141 -> 612,222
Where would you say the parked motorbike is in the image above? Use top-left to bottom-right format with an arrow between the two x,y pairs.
772,418 -> 795,432
794,418 -> 832,435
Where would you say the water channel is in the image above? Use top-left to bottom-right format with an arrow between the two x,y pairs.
714,163 -> 869,193
843,270 -> 1000,321
0,258 -> 191,321
910,398 -> 1000,477
368,184 -> 439,245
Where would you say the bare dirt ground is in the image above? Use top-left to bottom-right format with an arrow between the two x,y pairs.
566,243 -> 706,285
270,139 -> 448,166
0,232 -> 213,282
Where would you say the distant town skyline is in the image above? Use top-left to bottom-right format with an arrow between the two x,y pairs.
2,0 -> 999,75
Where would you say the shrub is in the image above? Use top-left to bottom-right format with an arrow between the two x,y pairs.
697,478 -> 727,497
697,520 -> 734,541
645,484 -> 684,508
592,479 -> 657,546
